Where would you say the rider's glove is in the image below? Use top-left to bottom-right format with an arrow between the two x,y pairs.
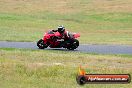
52,30 -> 58,32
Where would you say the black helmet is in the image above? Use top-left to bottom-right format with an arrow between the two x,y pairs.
58,25 -> 65,33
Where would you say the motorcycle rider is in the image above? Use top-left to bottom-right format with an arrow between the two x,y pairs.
52,25 -> 72,47
52,25 -> 70,39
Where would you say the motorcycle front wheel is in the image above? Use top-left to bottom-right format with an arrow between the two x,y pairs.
37,39 -> 48,49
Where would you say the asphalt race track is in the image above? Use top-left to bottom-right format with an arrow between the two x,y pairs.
0,41 -> 132,54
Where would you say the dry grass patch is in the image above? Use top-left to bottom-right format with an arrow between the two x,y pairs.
0,0 -> 82,14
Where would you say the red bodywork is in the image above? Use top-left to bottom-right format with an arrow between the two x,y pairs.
73,33 -> 80,38
42,31 -> 80,48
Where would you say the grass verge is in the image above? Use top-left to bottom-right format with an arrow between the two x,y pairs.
0,48 -> 132,88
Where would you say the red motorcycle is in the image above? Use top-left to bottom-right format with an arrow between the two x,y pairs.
37,30 -> 80,50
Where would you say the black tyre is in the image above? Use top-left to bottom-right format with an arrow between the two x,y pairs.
67,39 -> 79,50
76,75 -> 86,85
37,39 -> 48,49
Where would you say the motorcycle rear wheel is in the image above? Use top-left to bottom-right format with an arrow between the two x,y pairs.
67,39 -> 79,50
